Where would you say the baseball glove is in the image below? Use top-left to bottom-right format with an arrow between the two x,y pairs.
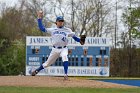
80,35 -> 86,45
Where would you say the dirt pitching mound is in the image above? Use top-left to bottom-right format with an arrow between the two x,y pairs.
0,76 -> 137,88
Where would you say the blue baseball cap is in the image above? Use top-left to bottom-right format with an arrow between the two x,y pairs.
56,16 -> 64,21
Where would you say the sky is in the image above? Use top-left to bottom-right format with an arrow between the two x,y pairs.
0,0 -> 18,7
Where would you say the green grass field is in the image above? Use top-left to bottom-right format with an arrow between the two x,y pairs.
0,87 -> 139,93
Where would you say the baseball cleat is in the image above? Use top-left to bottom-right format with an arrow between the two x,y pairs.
64,74 -> 68,80
31,70 -> 38,76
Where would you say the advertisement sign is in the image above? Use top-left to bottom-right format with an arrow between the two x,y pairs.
26,66 -> 109,76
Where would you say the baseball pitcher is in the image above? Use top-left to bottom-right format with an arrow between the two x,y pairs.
31,11 -> 86,80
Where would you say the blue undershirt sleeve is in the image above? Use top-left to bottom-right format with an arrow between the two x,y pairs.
72,35 -> 80,42
37,19 -> 46,32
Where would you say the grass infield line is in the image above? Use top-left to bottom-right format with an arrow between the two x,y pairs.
0,86 -> 139,93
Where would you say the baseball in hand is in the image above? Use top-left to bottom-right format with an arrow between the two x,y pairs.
38,10 -> 43,19
39,10 -> 43,14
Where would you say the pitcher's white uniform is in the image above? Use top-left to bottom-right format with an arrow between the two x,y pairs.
42,27 -> 75,68
31,15 -> 80,78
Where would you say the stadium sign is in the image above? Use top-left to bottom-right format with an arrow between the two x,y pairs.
26,36 -> 110,76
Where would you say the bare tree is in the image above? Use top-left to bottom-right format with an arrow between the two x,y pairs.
20,0 -> 119,37
69,0 -> 114,37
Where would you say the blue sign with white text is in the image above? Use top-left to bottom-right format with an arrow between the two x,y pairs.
26,36 -> 110,76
